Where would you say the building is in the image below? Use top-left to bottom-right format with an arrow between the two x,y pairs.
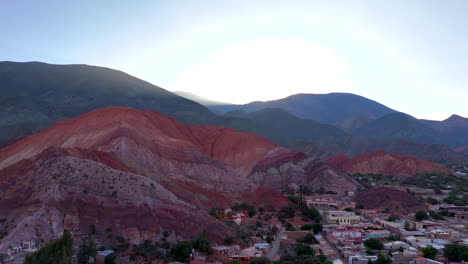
212,245 -> 240,255
365,230 -> 391,240
348,255 -> 378,264
327,211 -> 361,225
384,241 -> 410,251
96,249 -> 115,264
412,257 -> 444,264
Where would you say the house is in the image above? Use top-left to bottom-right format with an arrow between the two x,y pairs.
348,255 -> 378,264
22,240 -> 38,252
233,212 -> 246,225
212,245 -> 240,255
365,230 -> 390,240
229,246 -> 263,264
384,241 -> 410,251
391,250 -> 419,264
327,211 -> 361,225
190,256 -> 206,264
427,229 -> 451,239
412,257 -> 444,264
2,256 -> 14,264
360,209 -> 391,220
331,227 -> 363,239
96,249 -> 115,264
403,236 -> 431,248
254,243 -> 270,252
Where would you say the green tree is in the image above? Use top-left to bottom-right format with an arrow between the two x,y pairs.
77,239 -> 97,264
224,236 -> 234,245
364,239 -> 384,250
443,244 -> 468,262
297,234 -> 319,245
279,205 -> 296,218
104,254 -> 116,264
422,246 -> 437,259
249,257 -> 272,264
300,224 -> 314,231
415,211 -> 428,221
295,244 -> 315,256
302,207 -> 321,223
193,231 -> 212,254
427,197 -> 439,205
375,254 -> 392,264
24,230 -> 74,264
312,224 -> 323,234
170,241 -> 192,262
386,215 -> 398,222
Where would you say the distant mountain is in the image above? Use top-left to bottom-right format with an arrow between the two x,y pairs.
173,91 -> 229,106
1,62 -> 465,164
0,61 -> 214,146
210,93 -> 397,128
0,107 -> 359,249
351,113 -> 468,148
422,115 -> 468,148
217,109 -> 467,164
223,108 -> 351,152
327,150 -> 452,176
351,112 -> 442,144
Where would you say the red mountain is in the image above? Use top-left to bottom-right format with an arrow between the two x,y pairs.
355,187 -> 427,215
327,150 -> 451,175
455,146 -> 468,155
0,107 -> 358,250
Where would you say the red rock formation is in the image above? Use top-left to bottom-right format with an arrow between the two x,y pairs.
355,187 -> 426,215
455,146 -> 468,156
327,150 -> 451,175
242,187 -> 292,210
0,107 -> 359,249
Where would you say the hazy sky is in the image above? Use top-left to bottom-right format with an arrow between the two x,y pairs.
1,0 -> 467,120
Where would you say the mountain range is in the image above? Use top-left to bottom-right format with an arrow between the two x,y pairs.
0,61 -> 462,250
0,107 -> 360,249
1,61 -> 466,166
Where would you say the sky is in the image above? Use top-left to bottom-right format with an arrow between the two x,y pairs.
1,0 -> 467,120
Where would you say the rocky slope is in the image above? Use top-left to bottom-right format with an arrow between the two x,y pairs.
327,151 -> 451,176
355,187 -> 427,215
0,107 -> 358,249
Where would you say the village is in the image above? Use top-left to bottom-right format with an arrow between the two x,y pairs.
2,184 -> 468,264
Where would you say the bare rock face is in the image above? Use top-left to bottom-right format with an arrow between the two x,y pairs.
327,150 -> 451,176
0,154 -> 233,250
0,107 -> 357,248
355,187 -> 427,215
248,147 -> 360,194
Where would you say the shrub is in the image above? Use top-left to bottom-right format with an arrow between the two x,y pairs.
364,239 -> 384,250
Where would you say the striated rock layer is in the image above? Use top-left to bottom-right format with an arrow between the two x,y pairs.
0,107 -> 359,249
327,150 -> 451,176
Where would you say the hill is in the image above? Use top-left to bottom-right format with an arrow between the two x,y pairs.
327,151 -> 452,176
174,91 -> 229,106
210,93 -> 396,128
0,107 -> 358,250
0,61 -> 214,146
217,109 -> 467,164
355,187 -> 427,215
351,113 -> 441,144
